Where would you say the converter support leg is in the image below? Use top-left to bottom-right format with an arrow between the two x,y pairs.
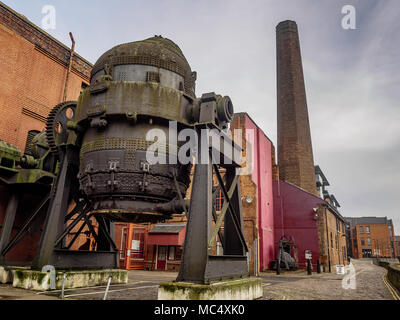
0,193 -> 18,264
176,128 -> 212,283
32,151 -> 72,269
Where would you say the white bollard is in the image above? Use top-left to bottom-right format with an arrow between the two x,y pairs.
103,276 -> 112,300
60,273 -> 66,299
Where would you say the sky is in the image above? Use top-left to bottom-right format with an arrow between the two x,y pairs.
3,0 -> 400,233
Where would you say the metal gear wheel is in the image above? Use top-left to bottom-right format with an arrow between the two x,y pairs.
45,101 -> 77,156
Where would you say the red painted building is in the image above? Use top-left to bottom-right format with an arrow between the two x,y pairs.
273,180 -> 348,271
231,113 -> 275,272
273,181 -> 323,269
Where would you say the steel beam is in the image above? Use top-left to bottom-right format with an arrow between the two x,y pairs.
49,249 -> 118,269
0,193 -> 19,263
32,150 -> 73,269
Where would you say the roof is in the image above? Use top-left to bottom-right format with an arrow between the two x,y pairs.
345,217 -> 391,226
149,223 -> 186,234
315,165 -> 330,186
329,194 -> 341,208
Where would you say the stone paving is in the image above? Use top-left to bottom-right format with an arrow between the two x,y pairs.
261,258 -> 396,300
0,259 -> 397,300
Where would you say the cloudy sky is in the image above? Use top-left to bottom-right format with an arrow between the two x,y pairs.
3,0 -> 400,233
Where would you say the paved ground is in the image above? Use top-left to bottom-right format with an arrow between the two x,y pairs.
260,259 -> 398,300
0,259 -> 398,300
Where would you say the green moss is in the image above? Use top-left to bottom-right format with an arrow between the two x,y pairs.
160,278 -> 261,299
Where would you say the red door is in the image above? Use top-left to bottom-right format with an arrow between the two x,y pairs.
157,246 -> 167,270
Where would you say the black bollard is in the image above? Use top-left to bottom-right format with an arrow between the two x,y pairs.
276,259 -> 281,275
307,259 -> 312,275
317,259 -> 321,273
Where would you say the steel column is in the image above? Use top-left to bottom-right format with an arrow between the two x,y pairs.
177,127 -> 213,283
32,150 -> 73,269
0,193 -> 19,263
176,126 -> 249,284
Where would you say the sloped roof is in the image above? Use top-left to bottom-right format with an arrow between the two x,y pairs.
149,224 -> 186,234
345,217 -> 390,226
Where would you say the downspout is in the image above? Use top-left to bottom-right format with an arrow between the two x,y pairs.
325,209 -> 331,272
62,32 -> 75,102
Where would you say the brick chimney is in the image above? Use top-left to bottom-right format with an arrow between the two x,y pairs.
276,20 -> 318,196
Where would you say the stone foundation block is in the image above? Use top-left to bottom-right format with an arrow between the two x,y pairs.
12,269 -> 128,291
158,277 -> 262,300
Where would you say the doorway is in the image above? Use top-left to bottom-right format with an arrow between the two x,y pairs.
157,245 -> 167,270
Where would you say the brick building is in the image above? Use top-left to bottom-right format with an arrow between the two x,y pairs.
273,179 -> 348,272
345,217 -> 398,259
230,112 -> 275,274
395,236 -> 400,259
0,2 -> 92,263
0,1 -> 91,152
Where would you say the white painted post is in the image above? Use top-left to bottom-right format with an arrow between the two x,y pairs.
60,273 -> 66,299
103,276 -> 112,300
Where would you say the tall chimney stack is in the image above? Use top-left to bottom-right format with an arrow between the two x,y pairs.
276,20 -> 318,196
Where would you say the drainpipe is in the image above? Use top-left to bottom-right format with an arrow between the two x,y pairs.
63,32 -> 75,102
325,209 -> 331,272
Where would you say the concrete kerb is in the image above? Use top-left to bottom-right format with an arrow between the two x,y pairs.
11,269 -> 128,291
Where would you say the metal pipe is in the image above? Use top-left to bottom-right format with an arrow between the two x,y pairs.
103,276 -> 112,300
62,32 -> 75,102
325,210 -> 331,272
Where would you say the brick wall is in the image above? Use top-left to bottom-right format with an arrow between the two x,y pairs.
0,2 -> 91,151
351,223 -> 395,258
231,113 -> 275,272
317,204 -> 347,271
276,20 -> 318,196
0,2 -> 92,263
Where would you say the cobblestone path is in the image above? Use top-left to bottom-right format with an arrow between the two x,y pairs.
261,258 -> 398,300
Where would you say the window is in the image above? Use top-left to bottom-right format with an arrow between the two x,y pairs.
361,238 -> 365,245
168,246 -> 175,260
175,247 -> 183,260
331,232 -> 333,248
80,82 -> 88,94
366,226 -> 370,234
367,238 -> 371,246
360,226 -> 364,234
215,189 -> 224,211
